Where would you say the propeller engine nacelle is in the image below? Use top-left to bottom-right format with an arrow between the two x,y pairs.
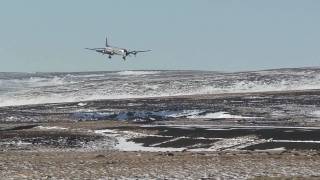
123,49 -> 128,56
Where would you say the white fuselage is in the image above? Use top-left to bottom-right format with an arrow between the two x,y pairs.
105,46 -> 127,56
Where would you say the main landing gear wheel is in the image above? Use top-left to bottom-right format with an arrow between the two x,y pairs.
108,55 -> 112,59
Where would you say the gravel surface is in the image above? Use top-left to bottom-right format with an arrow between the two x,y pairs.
1,151 -> 320,179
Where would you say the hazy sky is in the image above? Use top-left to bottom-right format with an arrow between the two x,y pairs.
0,0 -> 319,72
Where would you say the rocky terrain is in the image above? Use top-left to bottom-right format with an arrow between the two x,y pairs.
1,90 -> 320,179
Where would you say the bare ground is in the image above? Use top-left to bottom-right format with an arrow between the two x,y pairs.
0,121 -> 319,179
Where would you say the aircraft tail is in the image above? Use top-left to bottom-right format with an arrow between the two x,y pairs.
105,36 -> 109,47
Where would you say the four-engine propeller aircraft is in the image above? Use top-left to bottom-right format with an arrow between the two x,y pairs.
85,36 -> 151,60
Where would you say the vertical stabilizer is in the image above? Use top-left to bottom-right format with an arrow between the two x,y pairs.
105,36 -> 109,47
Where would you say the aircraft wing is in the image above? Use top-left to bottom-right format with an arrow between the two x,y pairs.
127,49 -> 152,56
85,48 -> 105,50
85,48 -> 105,53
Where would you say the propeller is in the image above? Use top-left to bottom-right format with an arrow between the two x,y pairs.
132,52 -> 137,57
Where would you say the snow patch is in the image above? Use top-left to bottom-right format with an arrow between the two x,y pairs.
117,71 -> 160,76
95,129 -> 185,152
255,147 -> 286,152
37,126 -> 68,130
310,111 -> 320,118
190,136 -> 261,151
188,111 -> 258,119
77,102 -> 87,106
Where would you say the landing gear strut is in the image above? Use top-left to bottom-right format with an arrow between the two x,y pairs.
122,56 -> 126,61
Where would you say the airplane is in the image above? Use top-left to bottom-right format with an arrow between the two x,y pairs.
85,36 -> 151,60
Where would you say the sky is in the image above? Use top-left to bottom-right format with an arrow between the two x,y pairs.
0,0 -> 319,72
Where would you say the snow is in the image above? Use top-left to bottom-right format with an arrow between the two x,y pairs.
117,71 -> 160,76
310,111 -> 320,118
77,102 -> 87,106
95,129 -> 185,152
254,147 -> 286,152
37,126 -> 68,130
188,111 -> 257,119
